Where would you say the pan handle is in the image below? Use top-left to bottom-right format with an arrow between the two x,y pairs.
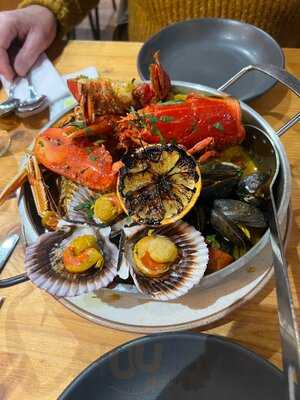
0,273 -> 29,288
218,64 -> 300,137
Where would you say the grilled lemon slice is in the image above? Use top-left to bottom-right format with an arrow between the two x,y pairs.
117,144 -> 201,225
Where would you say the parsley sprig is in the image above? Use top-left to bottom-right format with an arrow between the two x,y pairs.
74,201 -> 94,220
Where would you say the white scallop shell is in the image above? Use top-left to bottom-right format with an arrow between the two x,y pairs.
25,225 -> 118,297
124,221 -> 209,301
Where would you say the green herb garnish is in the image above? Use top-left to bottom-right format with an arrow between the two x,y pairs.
159,115 -> 174,123
74,201 -> 94,220
213,122 -> 224,131
205,234 -> 221,249
158,99 -> 184,105
129,108 -> 165,143
85,147 -> 93,154
69,121 -> 86,129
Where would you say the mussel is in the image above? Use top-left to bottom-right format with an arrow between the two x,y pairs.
201,161 -> 242,183
214,199 -> 267,228
200,161 -> 241,200
210,208 -> 249,249
236,172 -> 270,207
201,176 -> 240,200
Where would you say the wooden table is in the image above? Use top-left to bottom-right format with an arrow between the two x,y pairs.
1,41 -> 300,400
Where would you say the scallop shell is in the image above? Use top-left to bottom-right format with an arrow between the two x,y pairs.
25,225 -> 118,297
124,221 -> 209,301
59,178 -> 99,225
59,178 -> 125,230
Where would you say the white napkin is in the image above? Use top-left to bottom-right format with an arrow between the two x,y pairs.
0,52 -> 99,119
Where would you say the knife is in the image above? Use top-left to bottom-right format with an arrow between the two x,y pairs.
0,233 -> 20,274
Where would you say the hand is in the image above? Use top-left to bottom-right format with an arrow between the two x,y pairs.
0,6 -> 57,81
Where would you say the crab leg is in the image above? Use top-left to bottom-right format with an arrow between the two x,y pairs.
68,115 -> 120,141
27,155 -> 49,217
197,150 -> 219,164
187,137 -> 219,164
187,137 -> 214,155
26,155 -> 59,230
149,51 -> 171,100
0,154 -> 59,230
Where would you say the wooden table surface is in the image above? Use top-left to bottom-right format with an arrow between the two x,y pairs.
1,41 -> 300,399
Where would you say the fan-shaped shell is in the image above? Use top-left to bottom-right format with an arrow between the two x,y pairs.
124,221 -> 208,301
25,225 -> 118,297
59,178 -> 125,230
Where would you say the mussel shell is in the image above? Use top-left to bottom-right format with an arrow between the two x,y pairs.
201,176 -> 240,200
25,225 -> 118,297
236,172 -> 269,207
210,208 -> 249,248
184,204 -> 206,232
124,221 -> 208,301
201,161 -> 242,183
214,199 -> 267,228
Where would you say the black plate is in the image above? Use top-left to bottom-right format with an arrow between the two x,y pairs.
138,18 -> 284,101
59,332 -> 292,399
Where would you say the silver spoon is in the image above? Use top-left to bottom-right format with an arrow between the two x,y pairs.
0,84 -> 19,117
15,76 -> 48,118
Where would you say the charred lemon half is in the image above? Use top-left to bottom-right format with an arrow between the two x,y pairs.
117,144 -> 201,225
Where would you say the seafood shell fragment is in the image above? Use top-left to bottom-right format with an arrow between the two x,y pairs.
59,178 -> 124,229
25,225 -> 118,297
124,221 -> 208,300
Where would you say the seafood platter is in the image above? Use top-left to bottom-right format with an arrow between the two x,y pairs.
1,54 -> 294,331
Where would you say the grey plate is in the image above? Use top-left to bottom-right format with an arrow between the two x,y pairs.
138,18 -> 285,101
59,332 -> 295,399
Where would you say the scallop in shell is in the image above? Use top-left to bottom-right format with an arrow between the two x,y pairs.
25,224 -> 118,297
59,178 -> 124,228
124,221 -> 208,301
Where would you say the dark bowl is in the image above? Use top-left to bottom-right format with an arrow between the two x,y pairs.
59,332 -> 292,399
138,18 -> 284,101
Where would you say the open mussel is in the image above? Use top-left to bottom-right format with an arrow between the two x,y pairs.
25,224 -> 118,297
210,208 -> 249,249
214,199 -> 267,228
236,172 -> 270,207
123,221 -> 209,300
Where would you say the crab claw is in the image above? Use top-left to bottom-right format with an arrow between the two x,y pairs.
149,51 -> 171,101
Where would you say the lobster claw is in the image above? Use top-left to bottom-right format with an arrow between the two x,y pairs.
149,51 -> 171,101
